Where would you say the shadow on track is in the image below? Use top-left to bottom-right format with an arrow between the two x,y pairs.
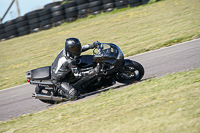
77,77 -> 153,100
46,77 -> 153,106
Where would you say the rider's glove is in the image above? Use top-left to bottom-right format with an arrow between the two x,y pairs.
93,41 -> 101,47
89,41 -> 100,49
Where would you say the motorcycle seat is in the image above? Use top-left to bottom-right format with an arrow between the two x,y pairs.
31,66 -> 51,80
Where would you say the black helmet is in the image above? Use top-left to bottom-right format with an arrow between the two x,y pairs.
65,38 -> 82,57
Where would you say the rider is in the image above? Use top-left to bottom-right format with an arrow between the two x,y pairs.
51,38 -> 98,100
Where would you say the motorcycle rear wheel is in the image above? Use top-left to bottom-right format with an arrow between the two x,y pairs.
115,61 -> 144,84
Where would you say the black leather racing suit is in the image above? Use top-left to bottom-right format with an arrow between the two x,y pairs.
51,44 -> 95,99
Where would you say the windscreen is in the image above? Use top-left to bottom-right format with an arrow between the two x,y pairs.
96,43 -> 118,59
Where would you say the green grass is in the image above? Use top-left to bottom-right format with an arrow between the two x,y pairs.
0,68 -> 200,133
0,0 -> 200,90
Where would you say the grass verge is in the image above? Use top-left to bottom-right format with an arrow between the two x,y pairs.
0,0 -> 200,90
0,68 -> 200,133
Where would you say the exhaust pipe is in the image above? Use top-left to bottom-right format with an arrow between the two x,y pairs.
32,93 -> 66,102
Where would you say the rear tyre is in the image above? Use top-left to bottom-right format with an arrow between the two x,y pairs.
44,2 -> 62,9
76,0 -> 88,5
54,20 -> 65,26
115,0 -> 127,9
29,23 -> 40,33
18,30 -> 30,36
141,0 -> 149,4
115,61 -> 144,84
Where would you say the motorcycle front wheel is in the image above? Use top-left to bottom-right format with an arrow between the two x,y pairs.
115,60 -> 144,84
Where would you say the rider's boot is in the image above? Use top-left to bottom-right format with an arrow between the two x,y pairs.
58,82 -> 78,100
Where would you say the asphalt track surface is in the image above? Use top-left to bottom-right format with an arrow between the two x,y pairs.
0,39 -> 200,122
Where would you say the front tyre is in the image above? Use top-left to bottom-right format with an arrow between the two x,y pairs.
115,60 -> 144,84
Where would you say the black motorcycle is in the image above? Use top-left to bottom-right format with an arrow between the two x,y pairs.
26,43 -> 144,104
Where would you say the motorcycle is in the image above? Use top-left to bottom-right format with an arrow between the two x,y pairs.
25,42 -> 144,104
